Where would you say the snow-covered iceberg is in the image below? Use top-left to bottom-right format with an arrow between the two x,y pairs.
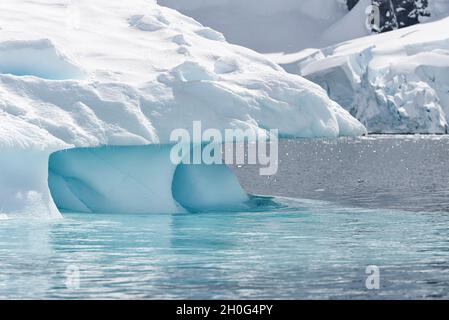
0,0 -> 365,218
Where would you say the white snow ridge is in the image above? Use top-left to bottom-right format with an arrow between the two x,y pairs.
0,0 -> 365,218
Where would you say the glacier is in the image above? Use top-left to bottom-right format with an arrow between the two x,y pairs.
291,16 -> 449,134
0,0 -> 365,218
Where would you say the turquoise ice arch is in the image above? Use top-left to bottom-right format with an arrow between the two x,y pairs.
48,144 -> 252,214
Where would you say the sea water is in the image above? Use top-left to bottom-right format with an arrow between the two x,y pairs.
1,136 -> 449,299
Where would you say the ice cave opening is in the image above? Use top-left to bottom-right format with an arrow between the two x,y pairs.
47,144 -> 251,214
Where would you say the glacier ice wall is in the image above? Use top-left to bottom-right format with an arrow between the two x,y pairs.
294,17 -> 449,134
0,0 -> 365,218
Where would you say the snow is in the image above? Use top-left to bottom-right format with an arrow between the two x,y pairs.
160,0 -> 449,133
158,0 -> 448,55
158,0 -> 352,53
291,16 -> 449,133
426,0 -> 449,20
0,0 -> 365,218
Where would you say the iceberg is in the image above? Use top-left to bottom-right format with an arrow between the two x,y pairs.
0,0 -> 365,218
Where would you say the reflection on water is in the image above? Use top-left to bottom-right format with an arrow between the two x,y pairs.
1,198 -> 449,299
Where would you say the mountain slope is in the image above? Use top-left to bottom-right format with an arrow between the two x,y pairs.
158,0 -> 449,54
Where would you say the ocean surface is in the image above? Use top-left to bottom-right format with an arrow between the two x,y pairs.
233,135 -> 449,213
1,135 -> 449,299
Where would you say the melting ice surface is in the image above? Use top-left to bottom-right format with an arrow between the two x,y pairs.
1,136 -> 449,299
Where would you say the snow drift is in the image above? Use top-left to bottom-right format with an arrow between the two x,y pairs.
0,0 -> 365,218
